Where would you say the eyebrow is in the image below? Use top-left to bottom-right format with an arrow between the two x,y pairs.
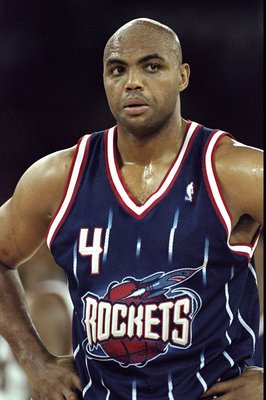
105,53 -> 166,66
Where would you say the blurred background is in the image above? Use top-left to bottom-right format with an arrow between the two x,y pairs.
0,0 -> 263,203
0,1 -> 264,398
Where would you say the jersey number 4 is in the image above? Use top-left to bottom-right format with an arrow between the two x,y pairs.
79,228 -> 103,274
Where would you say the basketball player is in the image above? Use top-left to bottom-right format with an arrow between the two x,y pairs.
0,18 -> 263,400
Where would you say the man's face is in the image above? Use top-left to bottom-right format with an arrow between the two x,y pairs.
103,27 -> 186,136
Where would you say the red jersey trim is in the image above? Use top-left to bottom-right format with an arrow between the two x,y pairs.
46,135 -> 91,249
203,130 -> 258,260
105,121 -> 201,219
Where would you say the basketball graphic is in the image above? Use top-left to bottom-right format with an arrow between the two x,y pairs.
102,279 -> 166,365
82,268 -> 202,367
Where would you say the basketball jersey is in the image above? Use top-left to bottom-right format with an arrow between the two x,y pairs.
47,121 -> 261,400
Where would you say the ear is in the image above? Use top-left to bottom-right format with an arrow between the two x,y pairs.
178,63 -> 190,92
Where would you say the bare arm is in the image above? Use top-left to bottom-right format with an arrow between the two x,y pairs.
214,138 -> 263,241
204,138 -> 264,399
201,366 -> 263,399
0,147 -> 82,399
27,290 -> 72,356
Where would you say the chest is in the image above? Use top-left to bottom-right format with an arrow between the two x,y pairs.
120,162 -> 172,205
49,127 -> 235,280
51,155 -> 225,289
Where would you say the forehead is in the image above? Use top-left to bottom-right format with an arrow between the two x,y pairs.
104,25 -> 178,63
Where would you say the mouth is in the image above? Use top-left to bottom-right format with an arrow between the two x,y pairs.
123,97 -> 149,116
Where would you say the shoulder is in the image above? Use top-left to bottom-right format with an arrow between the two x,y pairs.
214,135 -> 263,166
213,135 -> 263,226
214,135 -> 263,186
0,145 -> 77,267
14,145 -> 77,217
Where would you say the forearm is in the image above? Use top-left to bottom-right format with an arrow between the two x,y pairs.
0,262 -> 51,373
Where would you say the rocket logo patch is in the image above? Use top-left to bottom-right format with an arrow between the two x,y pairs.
82,267 -> 202,367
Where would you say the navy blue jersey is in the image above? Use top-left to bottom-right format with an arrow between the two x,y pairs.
47,121 -> 261,400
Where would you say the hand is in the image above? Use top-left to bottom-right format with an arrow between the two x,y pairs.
28,355 -> 82,400
201,366 -> 263,399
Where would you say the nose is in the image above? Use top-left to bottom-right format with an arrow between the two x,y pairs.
124,69 -> 144,91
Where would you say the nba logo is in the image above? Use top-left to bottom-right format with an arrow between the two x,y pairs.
185,182 -> 194,202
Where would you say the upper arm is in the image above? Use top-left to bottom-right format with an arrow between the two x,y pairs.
0,147 -> 75,268
215,138 -> 263,227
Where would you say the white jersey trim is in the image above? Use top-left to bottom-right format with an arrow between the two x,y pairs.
204,130 -> 255,258
107,121 -> 200,217
47,134 -> 91,249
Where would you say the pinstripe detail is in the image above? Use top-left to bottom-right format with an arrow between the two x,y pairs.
196,371 -> 207,392
168,373 -> 174,400
103,208 -> 113,263
132,379 -> 137,400
73,344 -> 80,358
101,376 -> 111,399
83,355 -> 92,397
73,241 -> 79,284
225,282 -> 233,344
136,236 -> 142,258
223,351 -> 234,367
248,262 -> 258,284
238,309 -> 256,354
168,209 -> 179,264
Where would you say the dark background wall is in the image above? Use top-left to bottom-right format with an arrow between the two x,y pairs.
0,0 -> 263,203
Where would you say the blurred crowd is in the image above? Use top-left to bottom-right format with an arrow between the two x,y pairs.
0,244 -> 73,400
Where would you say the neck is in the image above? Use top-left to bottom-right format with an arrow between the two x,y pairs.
116,118 -> 188,166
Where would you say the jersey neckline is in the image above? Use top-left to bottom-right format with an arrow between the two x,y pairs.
104,121 -> 200,219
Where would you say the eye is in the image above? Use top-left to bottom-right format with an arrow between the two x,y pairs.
145,63 -> 160,72
111,65 -> 126,76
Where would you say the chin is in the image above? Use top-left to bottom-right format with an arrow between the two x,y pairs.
123,125 -> 155,138
118,119 -> 160,137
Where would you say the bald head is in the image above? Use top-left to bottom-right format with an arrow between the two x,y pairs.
104,18 -> 183,64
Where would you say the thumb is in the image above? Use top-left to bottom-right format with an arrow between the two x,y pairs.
201,378 -> 235,397
72,374 -> 82,392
